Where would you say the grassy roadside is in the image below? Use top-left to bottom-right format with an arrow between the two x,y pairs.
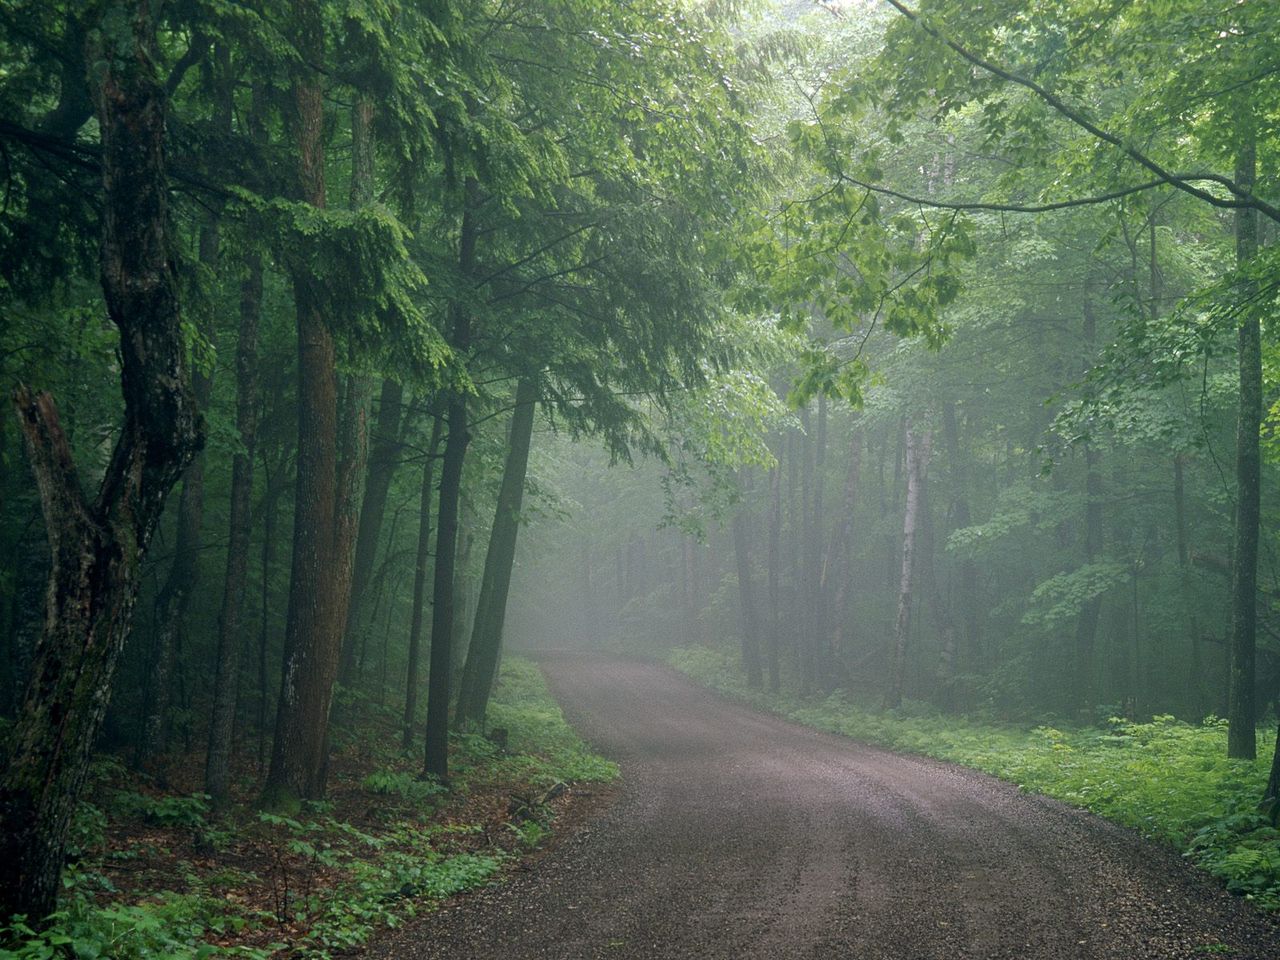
671,646 -> 1280,911
0,658 -> 617,960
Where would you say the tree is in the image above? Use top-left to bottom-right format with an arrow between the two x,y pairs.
0,0 -> 201,919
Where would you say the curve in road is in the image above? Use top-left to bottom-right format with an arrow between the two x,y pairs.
371,654 -> 1280,959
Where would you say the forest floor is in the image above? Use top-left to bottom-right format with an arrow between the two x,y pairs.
370,653 -> 1280,960
0,659 -> 617,960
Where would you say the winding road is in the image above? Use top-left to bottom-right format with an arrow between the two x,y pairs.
372,655 -> 1280,959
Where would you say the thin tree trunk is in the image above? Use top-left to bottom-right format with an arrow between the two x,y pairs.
340,379 -> 404,679
766,460 -> 782,693
798,408 -> 815,693
810,394 -> 829,679
1075,300 -> 1104,709
205,251 -> 262,805
403,417 -> 443,749
941,402 -> 981,669
824,424 -> 862,685
1230,124 -> 1260,761
457,378 -> 539,725
338,96 -> 394,686
889,421 -> 930,709
256,458 -> 286,770
732,471 -> 764,690
0,5 -> 201,919
423,182 -> 479,782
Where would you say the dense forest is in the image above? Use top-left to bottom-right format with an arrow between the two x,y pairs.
1,0 -> 1279,956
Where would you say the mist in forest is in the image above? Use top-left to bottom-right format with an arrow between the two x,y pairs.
2,0 -> 1280,952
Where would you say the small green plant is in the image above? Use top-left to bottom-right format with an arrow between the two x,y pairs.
0,880 -> 269,960
361,770 -> 447,806
111,792 -> 210,832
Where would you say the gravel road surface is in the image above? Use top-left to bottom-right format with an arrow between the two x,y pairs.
371,654 -> 1280,959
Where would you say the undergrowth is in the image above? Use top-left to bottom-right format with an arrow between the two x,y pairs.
671,645 -> 1280,911
0,658 -> 615,960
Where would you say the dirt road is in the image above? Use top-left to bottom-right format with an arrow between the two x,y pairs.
372,655 -> 1280,959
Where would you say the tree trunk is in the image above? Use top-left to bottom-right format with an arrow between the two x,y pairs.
205,252 -> 262,805
0,3 -> 201,920
798,408 -> 815,693
1230,126 -> 1260,761
263,1 -> 343,806
1075,300 -> 1104,709
941,402 -> 981,669
338,95 -> 391,687
140,213 -> 219,772
423,182 -> 478,782
766,460 -> 782,693
732,472 -> 764,690
810,394 -> 829,680
403,417 -> 443,749
340,378 -> 405,683
457,378 -> 539,725
823,424 -> 862,684
889,421 -> 930,709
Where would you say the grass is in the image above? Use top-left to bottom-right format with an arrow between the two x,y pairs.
0,657 -> 617,960
671,645 -> 1280,911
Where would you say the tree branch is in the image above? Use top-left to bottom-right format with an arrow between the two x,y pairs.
838,172 -> 1168,213
882,0 -> 1280,224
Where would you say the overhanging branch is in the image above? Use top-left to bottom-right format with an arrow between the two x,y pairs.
882,0 -> 1280,224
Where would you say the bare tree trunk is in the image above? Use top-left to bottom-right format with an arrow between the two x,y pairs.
457,378 -> 539,725
0,3 -> 201,919
401,417 -> 443,749
889,422 -> 930,709
205,251 -> 262,805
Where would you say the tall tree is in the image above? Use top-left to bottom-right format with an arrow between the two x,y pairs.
0,0 -> 201,919
263,0 -> 344,806
457,377 -> 540,726
403,415 -> 443,749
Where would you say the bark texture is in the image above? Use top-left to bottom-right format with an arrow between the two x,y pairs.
0,2 -> 201,920
263,0 -> 343,805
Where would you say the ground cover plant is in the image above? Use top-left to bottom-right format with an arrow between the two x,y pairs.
0,659 -> 615,960
672,646 -> 1280,911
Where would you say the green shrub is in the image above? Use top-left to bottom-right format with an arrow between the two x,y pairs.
360,770 -> 447,806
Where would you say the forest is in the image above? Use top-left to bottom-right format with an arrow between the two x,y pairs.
1,1 -> 1279,958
